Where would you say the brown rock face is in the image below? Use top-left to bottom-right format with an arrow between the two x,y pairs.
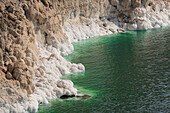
0,0 -> 36,109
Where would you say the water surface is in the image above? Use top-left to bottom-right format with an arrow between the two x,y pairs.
38,27 -> 170,113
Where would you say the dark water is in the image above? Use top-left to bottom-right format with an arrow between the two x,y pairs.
38,27 -> 170,113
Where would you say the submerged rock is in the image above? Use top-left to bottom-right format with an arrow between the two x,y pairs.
76,94 -> 92,100
60,95 -> 75,99
60,94 -> 91,100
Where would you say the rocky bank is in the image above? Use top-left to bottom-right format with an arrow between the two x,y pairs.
0,0 -> 169,112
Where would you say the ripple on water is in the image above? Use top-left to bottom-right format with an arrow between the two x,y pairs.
38,26 -> 170,113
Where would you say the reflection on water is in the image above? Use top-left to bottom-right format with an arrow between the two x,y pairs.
38,26 -> 170,113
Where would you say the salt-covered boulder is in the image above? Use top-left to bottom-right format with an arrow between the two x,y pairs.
77,63 -> 85,71
27,97 -> 38,113
57,80 -> 77,96
57,80 -> 73,89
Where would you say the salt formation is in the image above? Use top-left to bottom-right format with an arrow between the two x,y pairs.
109,0 -> 170,30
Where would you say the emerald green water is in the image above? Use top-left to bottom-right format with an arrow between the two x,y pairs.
38,27 -> 170,113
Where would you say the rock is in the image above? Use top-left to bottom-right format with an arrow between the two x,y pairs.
9,56 -> 17,62
37,68 -> 45,76
117,28 -> 125,33
4,55 -> 12,66
60,95 -> 75,99
57,80 -> 73,89
59,94 -> 91,100
54,87 -> 63,96
24,57 -> 32,66
6,72 -> 13,79
0,98 -> 5,107
0,2 -> 5,12
77,63 -> 85,71
6,5 -> 14,13
128,24 -> 137,30
13,68 -> 22,80
27,84 -> 35,94
7,63 -> 14,73
75,94 -> 84,97
8,28 -> 19,37
14,49 -> 25,59
35,83 -> 43,87
109,28 -> 116,33
8,13 -> 17,21
41,0 -> 49,7
0,50 -> 4,66
76,94 -> 91,100
28,98 -> 39,113
0,66 -> 7,73
23,4 -> 29,11
70,66 -> 78,73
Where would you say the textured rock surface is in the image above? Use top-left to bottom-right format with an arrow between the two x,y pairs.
109,0 -> 170,30
0,0 -> 169,112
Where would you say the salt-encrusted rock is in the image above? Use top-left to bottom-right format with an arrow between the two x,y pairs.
35,83 -> 43,87
109,0 -> 170,30
77,63 -> 85,71
58,65 -> 70,75
54,87 -> 63,96
27,98 -> 39,113
37,68 -> 45,76
57,80 -> 73,89
117,28 -> 125,33
70,66 -> 79,73
127,24 -> 138,30
63,89 -> 71,95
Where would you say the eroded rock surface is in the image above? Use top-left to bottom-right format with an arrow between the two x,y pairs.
0,0 -> 169,112
109,0 -> 170,30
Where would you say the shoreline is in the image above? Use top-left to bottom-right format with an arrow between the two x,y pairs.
27,18 -> 123,113
35,25 -> 170,112
1,20 -> 170,113
38,26 -> 170,112
0,0 -> 169,113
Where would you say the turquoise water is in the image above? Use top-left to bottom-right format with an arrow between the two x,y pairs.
38,27 -> 170,113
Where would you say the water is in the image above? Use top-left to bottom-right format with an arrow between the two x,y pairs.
38,27 -> 170,113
